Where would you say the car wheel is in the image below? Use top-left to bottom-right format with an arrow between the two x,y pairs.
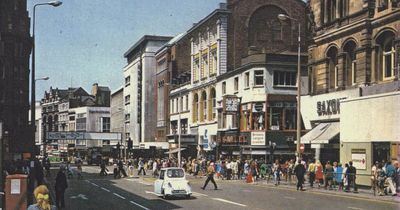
162,189 -> 168,199
186,194 -> 191,199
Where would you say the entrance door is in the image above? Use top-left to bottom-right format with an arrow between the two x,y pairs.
373,142 -> 390,163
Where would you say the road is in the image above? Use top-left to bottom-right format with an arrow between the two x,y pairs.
45,166 -> 400,210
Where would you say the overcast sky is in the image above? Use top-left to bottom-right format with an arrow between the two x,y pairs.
27,0 -> 224,100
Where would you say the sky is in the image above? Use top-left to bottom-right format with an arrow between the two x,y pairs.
27,0 -> 225,100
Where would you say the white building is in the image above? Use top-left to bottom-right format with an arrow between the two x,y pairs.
123,35 -> 172,149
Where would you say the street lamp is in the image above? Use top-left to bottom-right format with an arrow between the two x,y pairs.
35,76 -> 50,82
31,1 -> 62,155
278,14 -> 302,161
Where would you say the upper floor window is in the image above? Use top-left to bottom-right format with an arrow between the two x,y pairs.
376,31 -> 396,81
102,117 -> 110,133
383,43 -> 395,80
378,0 -> 389,12
244,72 -> 250,88
327,46 -> 339,89
222,82 -> 226,95
273,71 -> 296,87
125,95 -> 130,105
210,50 -> 218,75
254,70 -> 264,86
234,77 -> 239,92
125,76 -> 131,87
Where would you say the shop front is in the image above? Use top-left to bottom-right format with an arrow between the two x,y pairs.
167,134 -> 197,159
300,88 -> 360,162
341,91 -> 400,186
217,130 -> 246,160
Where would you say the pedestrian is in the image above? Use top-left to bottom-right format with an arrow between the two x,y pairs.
335,163 -> 343,191
273,160 -> 281,186
201,162 -> 218,190
260,161 -> 267,180
138,158 -> 146,175
35,160 -> 44,185
100,160 -> 108,176
55,166 -> 68,209
377,163 -> 385,196
113,162 -> 119,179
118,159 -> 127,178
307,160 -> 316,188
315,160 -> 324,188
226,160 -> 232,180
342,163 -> 349,190
324,161 -> 334,190
345,161 -> 357,193
76,158 -> 83,179
294,160 -> 306,191
384,161 -> 397,196
27,185 -> 57,210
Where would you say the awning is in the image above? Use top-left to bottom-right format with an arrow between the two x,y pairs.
301,122 -> 340,144
164,148 -> 186,154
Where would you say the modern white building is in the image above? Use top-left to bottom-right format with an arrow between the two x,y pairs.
123,35 -> 172,150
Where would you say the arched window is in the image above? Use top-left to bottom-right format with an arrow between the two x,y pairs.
54,115 -> 58,132
208,88 -> 216,120
376,31 -> 396,81
327,46 -> 339,89
48,115 -> 53,132
343,40 -> 357,86
200,91 -> 207,122
192,94 -> 198,123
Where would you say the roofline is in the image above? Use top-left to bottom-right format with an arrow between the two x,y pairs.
187,9 -> 230,35
111,86 -> 124,96
124,35 -> 173,58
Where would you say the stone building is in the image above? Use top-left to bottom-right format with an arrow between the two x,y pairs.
215,0 -> 308,160
0,0 -> 32,159
302,0 -> 400,185
123,35 -> 171,151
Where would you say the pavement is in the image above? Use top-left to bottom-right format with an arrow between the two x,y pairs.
41,165 -> 400,210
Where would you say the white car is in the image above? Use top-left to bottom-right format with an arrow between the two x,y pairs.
154,167 -> 192,199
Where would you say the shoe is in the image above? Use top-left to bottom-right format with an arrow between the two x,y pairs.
201,187 -> 205,190
392,194 -> 397,196
214,188 -> 218,190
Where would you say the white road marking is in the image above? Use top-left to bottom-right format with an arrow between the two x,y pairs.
130,201 -> 150,210
212,198 -> 247,207
348,207 -> 364,210
70,194 -> 88,200
101,187 -> 110,192
284,196 -> 296,200
84,180 -> 90,183
139,181 -> 152,186
192,192 -> 208,197
113,193 -> 126,200
145,191 -> 159,196
91,183 -> 99,187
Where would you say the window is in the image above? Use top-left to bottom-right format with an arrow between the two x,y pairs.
273,71 -> 296,87
308,67 -> 314,94
171,121 -> 177,134
192,94 -> 199,123
125,114 -> 130,121
193,59 -> 200,82
254,70 -> 264,86
186,95 -> 189,111
102,117 -> 110,132
327,47 -> 338,89
125,76 -> 131,87
181,119 -> 188,134
383,44 -> 395,80
201,55 -> 208,79
167,169 -> 184,178
378,0 -> 389,12
76,118 -> 87,131
222,82 -> 226,94
351,61 -> 357,85
159,170 -> 165,180
234,77 -> 239,92
180,96 -> 184,112
201,91 -> 207,122
210,51 -> 218,75
334,66 -> 339,88
211,89 -> 216,120
252,103 -> 265,130
125,95 -> 130,105
269,102 -> 297,130
240,104 -> 251,131
171,99 -> 174,114
244,72 -> 250,88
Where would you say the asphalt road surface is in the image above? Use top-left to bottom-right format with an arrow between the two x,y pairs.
45,166 -> 400,210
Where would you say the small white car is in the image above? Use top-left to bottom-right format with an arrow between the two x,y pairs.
154,167 -> 192,199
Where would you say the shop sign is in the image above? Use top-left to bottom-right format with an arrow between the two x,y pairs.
251,132 -> 265,146
316,98 -> 346,116
351,149 -> 366,170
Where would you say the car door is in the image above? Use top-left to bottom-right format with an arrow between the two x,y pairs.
154,169 -> 165,194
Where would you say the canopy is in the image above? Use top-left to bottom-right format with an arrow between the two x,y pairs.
301,122 -> 340,144
164,148 -> 186,154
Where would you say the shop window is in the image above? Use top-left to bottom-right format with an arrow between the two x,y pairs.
270,106 -> 281,130
241,104 -> 251,131
254,70 -> 264,86
252,103 -> 265,130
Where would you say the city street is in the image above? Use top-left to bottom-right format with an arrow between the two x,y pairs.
44,166 -> 400,210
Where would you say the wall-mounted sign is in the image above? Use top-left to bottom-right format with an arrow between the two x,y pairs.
317,98 -> 346,116
223,96 -> 240,113
351,149 -> 366,170
251,132 -> 265,146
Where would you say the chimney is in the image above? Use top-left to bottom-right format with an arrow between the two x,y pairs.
91,83 -> 99,96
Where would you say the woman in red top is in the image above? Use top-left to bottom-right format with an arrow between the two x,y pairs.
315,161 -> 324,188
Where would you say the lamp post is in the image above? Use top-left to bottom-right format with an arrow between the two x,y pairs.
34,77 -> 49,156
31,1 -> 62,154
278,14 -> 302,161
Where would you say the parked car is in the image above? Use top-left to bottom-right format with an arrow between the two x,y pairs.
154,167 -> 192,199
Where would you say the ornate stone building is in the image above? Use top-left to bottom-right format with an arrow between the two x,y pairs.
302,0 -> 400,185
0,0 -> 32,159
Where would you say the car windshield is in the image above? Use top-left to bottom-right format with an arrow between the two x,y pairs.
166,169 -> 184,178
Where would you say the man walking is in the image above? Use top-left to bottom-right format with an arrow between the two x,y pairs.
55,166 -> 68,209
385,161 -> 397,196
294,160 -> 306,191
307,160 -> 315,188
201,162 -> 218,190
138,158 -> 146,175
345,161 -> 357,193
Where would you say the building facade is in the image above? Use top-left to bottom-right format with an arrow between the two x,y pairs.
123,35 -> 172,150
303,0 -> 400,185
0,0 -> 32,159
111,87 -> 124,141
216,0 -> 308,160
